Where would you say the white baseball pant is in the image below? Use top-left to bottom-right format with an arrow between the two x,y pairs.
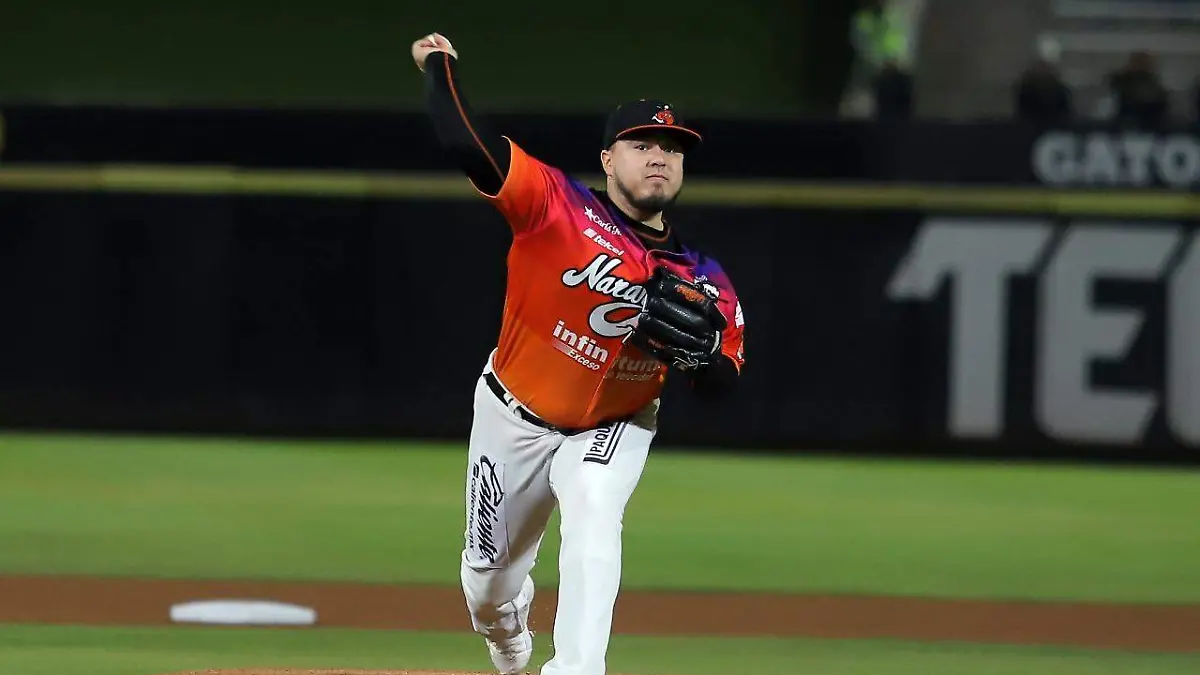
460,354 -> 655,675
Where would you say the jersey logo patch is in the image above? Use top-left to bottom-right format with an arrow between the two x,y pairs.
561,254 -> 647,338
583,206 -> 620,235
606,355 -> 662,382
583,227 -> 625,257
552,320 -> 608,371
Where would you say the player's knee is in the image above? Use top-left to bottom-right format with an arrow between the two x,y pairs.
564,527 -> 623,567
560,505 -> 623,561
562,508 -> 623,534
561,476 -> 631,518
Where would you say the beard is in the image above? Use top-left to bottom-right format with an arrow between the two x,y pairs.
615,176 -> 681,215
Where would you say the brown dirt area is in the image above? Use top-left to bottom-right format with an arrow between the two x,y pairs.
3,574 -> 1199,656
158,667 -> 501,672
160,671 -> 540,675
160,671 -> 651,675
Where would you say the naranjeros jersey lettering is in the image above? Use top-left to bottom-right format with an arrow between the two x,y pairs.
479,140 -> 746,429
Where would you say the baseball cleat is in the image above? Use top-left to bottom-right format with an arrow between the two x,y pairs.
486,577 -> 535,674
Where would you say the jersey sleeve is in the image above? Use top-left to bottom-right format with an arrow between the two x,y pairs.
422,51 -> 511,197
703,261 -> 745,373
421,51 -> 553,236
720,298 -> 746,372
478,139 -> 556,237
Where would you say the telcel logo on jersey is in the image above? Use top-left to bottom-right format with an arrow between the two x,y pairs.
583,227 -> 625,257
552,320 -> 609,371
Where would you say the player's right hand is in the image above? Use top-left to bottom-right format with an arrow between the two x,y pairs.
412,32 -> 458,73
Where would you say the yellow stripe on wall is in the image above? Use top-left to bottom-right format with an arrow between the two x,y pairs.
0,163 -> 1197,218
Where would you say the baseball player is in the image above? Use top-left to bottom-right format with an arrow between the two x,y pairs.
412,32 -> 746,675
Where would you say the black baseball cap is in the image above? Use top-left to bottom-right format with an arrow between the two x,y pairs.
602,99 -> 702,152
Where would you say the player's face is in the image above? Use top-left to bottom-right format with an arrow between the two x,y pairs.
602,133 -> 686,214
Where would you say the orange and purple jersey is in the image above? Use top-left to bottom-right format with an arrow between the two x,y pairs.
478,141 -> 745,430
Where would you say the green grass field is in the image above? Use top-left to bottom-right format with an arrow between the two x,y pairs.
2,432 -> 1197,601
4,625 -> 1198,675
1,431 -> 1198,674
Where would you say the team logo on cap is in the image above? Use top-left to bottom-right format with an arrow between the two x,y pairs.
652,106 -> 675,125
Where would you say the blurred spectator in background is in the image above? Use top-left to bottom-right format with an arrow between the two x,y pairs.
1193,76 -> 1200,122
874,63 -> 914,119
1013,38 -> 1073,124
841,0 -> 913,119
1106,50 -> 1170,127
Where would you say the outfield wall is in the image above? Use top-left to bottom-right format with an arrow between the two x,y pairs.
1,105 -> 1197,464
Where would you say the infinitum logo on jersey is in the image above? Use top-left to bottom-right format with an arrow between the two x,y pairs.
605,355 -> 662,382
552,320 -> 609,371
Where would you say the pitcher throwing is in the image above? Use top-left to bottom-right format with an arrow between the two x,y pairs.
412,32 -> 746,675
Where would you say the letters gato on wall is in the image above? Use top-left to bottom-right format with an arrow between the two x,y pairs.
1032,131 -> 1200,189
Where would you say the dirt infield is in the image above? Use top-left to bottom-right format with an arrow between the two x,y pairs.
159,671 -> 656,675
162,671 -> 556,675
161,671 -> 521,675
161,670 -> 654,675
2,575 -> 1199,654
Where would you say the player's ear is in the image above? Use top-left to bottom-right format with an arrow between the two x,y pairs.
600,149 -> 614,177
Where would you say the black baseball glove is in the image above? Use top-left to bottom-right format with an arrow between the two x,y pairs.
627,267 -> 728,372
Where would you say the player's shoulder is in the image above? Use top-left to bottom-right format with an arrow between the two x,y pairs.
511,138 -> 597,205
508,137 -> 573,182
685,243 -> 741,306
692,258 -> 744,332
684,243 -> 733,284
